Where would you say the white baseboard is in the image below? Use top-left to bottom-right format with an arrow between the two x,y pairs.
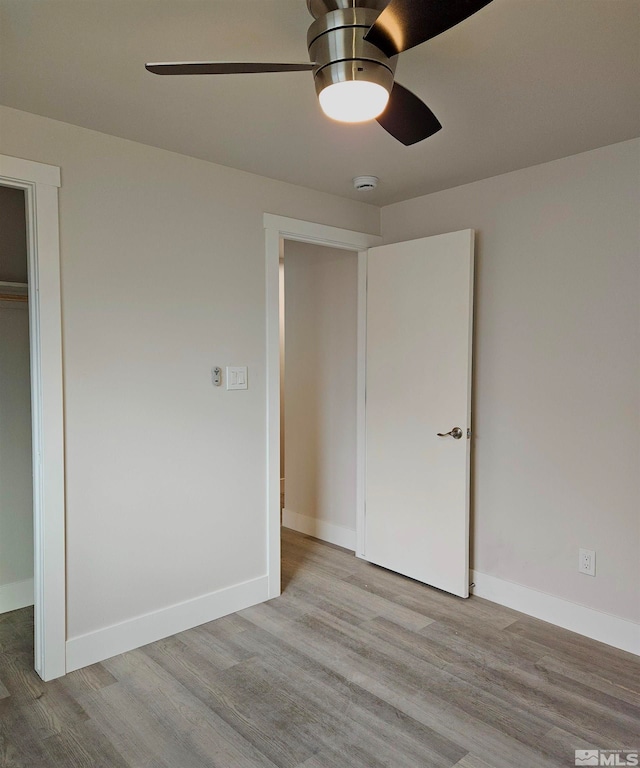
471,570 -> 639,656
0,578 -> 34,614
282,508 -> 356,551
66,575 -> 269,673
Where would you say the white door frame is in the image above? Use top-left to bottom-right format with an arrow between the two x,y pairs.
264,214 -> 381,598
0,155 -> 66,681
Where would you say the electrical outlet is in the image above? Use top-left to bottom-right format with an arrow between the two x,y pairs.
578,548 -> 596,576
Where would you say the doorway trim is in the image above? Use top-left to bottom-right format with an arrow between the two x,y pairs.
264,214 -> 380,598
0,154 -> 66,681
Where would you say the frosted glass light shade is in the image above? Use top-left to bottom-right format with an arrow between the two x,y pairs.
318,80 -> 390,123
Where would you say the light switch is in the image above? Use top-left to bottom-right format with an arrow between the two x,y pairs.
226,366 -> 248,390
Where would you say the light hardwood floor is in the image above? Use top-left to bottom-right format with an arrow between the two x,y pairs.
1,528 -> 638,767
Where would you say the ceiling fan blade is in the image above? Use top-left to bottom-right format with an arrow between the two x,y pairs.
145,62 -> 316,76
376,82 -> 442,146
364,0 -> 494,57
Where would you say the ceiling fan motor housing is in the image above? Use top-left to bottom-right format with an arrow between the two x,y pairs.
306,0 -> 390,18
307,7 -> 396,99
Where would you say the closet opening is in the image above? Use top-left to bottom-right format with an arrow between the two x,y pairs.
0,184 -> 34,652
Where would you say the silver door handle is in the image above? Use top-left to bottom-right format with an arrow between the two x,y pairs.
437,427 -> 463,439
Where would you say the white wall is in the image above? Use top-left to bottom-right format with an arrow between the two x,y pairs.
0,106 -> 378,652
0,302 -> 33,609
282,242 -> 358,549
381,139 -> 640,624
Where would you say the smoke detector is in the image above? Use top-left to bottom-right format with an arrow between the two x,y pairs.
353,175 -> 379,191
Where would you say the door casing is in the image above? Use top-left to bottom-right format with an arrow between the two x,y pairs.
0,155 -> 66,681
264,214 -> 380,598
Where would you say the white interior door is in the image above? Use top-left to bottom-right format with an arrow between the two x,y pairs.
364,230 -> 474,598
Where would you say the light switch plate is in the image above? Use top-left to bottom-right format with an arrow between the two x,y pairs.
226,366 -> 248,390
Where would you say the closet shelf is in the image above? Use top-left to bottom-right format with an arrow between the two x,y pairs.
0,281 -> 28,302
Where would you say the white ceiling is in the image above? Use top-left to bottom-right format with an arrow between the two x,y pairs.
1,0 -> 638,205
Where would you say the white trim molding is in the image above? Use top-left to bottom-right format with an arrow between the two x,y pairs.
0,155 -> 60,188
66,575 -> 269,673
0,578 -> 34,614
472,570 -> 640,656
264,214 -> 380,601
264,214 -> 380,253
355,251 -> 367,559
282,510 -> 356,551
0,154 -> 66,681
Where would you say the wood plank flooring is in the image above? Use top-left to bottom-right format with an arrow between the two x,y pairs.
1,528 -> 638,767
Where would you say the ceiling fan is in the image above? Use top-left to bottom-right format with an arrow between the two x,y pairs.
146,0 -> 493,146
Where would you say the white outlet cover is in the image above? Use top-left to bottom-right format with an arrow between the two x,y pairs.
226,366 -> 248,390
578,548 -> 596,576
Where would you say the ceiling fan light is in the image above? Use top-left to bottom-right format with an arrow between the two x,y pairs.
318,80 -> 390,123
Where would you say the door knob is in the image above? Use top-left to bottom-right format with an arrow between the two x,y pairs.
437,427 -> 463,439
